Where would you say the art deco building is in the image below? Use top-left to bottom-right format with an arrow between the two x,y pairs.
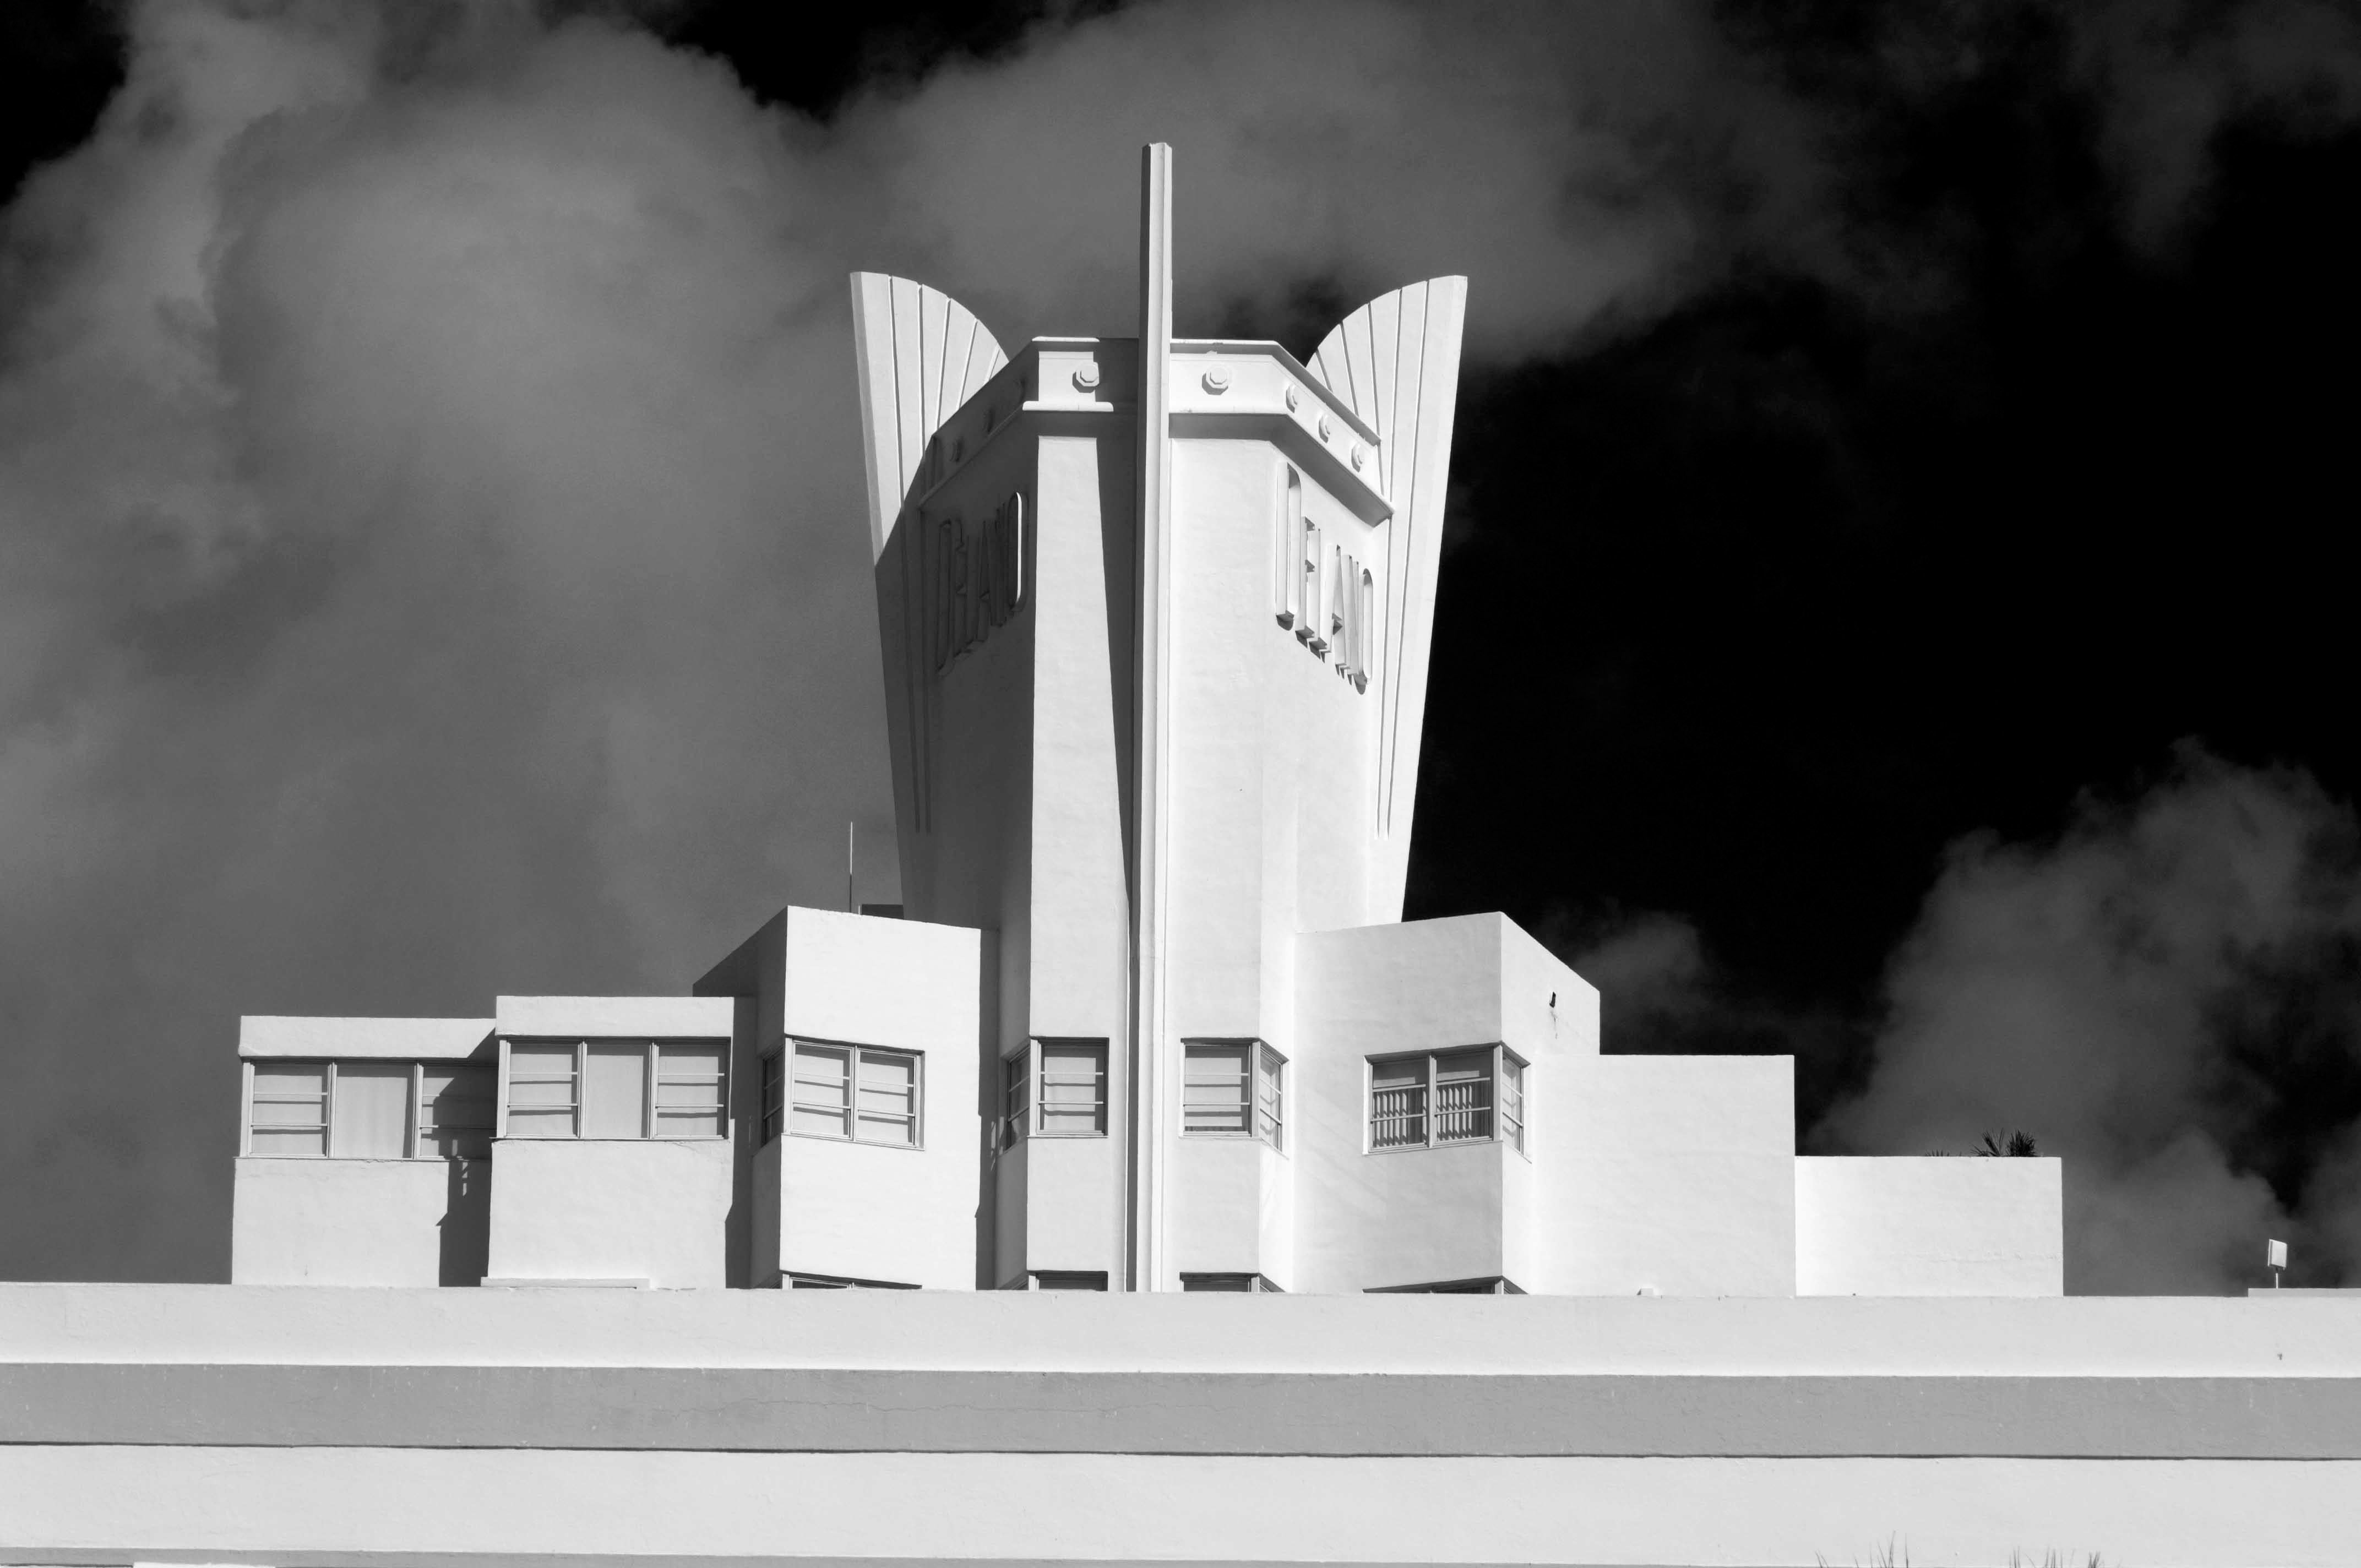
227,148 -> 2058,1299
10,148 -> 2348,1568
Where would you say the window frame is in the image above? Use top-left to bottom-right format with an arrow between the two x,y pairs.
759,1050 -> 785,1146
1031,1038 -> 1109,1139
1364,1044 -> 1530,1157
783,1038 -> 924,1151
1180,1272 -> 1286,1293
1180,1038 -> 1286,1152
496,1038 -> 731,1142
242,1058 -> 494,1161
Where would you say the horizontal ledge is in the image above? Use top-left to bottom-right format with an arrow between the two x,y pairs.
4,1366 -> 2359,1458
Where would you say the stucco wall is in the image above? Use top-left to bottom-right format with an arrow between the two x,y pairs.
485,1139 -> 731,1288
1542,1055 -> 1798,1297
1798,1155 -> 2064,1296
5,1286 -> 2360,1565
230,1157 -> 481,1286
239,1014 -> 492,1059
1021,1133 -> 1120,1279
763,908 -> 984,1290
1169,1134 -> 1288,1284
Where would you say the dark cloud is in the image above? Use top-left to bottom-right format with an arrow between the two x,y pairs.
0,0 -> 1793,1279
7,0 -> 2360,1292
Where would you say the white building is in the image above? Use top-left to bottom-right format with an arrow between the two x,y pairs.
226,148 -> 2058,1302
11,146 -> 2355,1568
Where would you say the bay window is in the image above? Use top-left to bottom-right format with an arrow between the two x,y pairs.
998,1039 -> 1108,1144
499,1039 -> 729,1140
1182,1039 -> 1285,1150
1368,1046 -> 1527,1153
787,1039 -> 921,1148
243,1060 -> 493,1159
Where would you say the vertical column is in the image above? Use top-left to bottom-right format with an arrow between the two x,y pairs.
1128,142 -> 1174,1292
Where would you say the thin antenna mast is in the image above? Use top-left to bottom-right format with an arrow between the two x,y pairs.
846,820 -> 856,914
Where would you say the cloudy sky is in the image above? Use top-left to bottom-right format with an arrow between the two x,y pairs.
3,0 -> 2358,1291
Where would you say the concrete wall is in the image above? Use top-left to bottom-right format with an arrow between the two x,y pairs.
733,909 -> 986,1290
1542,1055 -> 1798,1297
1798,1155 -> 2064,1296
5,1286 -> 2360,1565
1293,916 -> 1593,1293
240,1014 -> 493,1058
231,1157 -> 486,1286
483,1140 -> 731,1288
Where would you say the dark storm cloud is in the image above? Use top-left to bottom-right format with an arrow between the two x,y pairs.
0,0 -> 1794,1278
7,0 -> 2358,1291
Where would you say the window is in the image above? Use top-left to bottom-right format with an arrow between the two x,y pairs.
1367,1276 -> 1526,1295
420,1066 -> 493,1159
505,1044 -> 580,1139
1030,1271 -> 1107,1290
332,1061 -> 411,1158
584,1043 -> 646,1139
249,1062 -> 328,1157
785,1271 -> 919,1290
1037,1039 -> 1107,1136
1000,1050 -> 1029,1150
501,1039 -> 730,1140
1368,1047 -> 1527,1153
656,1042 -> 727,1138
760,1052 -> 785,1145
1272,464 -> 1304,628
246,1060 -> 492,1159
788,1040 -> 921,1148
1182,1040 -> 1285,1150
1181,1273 -> 1285,1292
1499,1054 -> 1526,1154
997,1039 -> 1108,1144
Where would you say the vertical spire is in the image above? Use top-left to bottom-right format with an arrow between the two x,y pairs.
1129,143 -> 1175,1292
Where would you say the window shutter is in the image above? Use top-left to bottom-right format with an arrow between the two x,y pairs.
790,1042 -> 853,1138
1433,1049 -> 1494,1143
506,1043 -> 580,1139
1038,1041 -> 1106,1134
1369,1057 -> 1427,1148
855,1049 -> 920,1146
249,1063 -> 329,1157
656,1042 -> 728,1139
1182,1042 -> 1251,1134
1255,1044 -> 1286,1151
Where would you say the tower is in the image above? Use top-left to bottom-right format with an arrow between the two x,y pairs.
851,145 -> 1469,1289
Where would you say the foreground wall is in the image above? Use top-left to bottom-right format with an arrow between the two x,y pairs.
2,1284 -> 2357,1566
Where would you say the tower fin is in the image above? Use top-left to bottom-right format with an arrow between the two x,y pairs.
1304,278 -> 1469,919
849,274 -> 1010,560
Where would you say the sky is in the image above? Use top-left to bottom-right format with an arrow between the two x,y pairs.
1,0 -> 2358,1291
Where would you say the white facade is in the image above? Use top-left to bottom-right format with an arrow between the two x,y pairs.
225,148 -> 2060,1300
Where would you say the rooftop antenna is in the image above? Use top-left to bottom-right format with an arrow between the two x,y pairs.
846,820 -> 856,914
2266,1237 -> 2288,1288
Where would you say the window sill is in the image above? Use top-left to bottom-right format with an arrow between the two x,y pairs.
785,1129 -> 925,1153
1363,1136 -> 1511,1156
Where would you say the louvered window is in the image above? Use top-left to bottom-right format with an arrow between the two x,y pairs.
1367,1047 -> 1528,1154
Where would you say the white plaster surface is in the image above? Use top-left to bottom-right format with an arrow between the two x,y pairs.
5,1446 -> 2358,1565
1544,1055 -> 1799,1298
237,1014 -> 491,1060
483,1139 -> 731,1288
494,994 -> 733,1039
765,907 -> 984,1289
1798,1156 -> 2064,1296
229,1158 -> 468,1286
14,1284 -> 2355,1375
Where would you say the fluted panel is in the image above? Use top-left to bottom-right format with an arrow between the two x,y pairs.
849,273 -> 1010,560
